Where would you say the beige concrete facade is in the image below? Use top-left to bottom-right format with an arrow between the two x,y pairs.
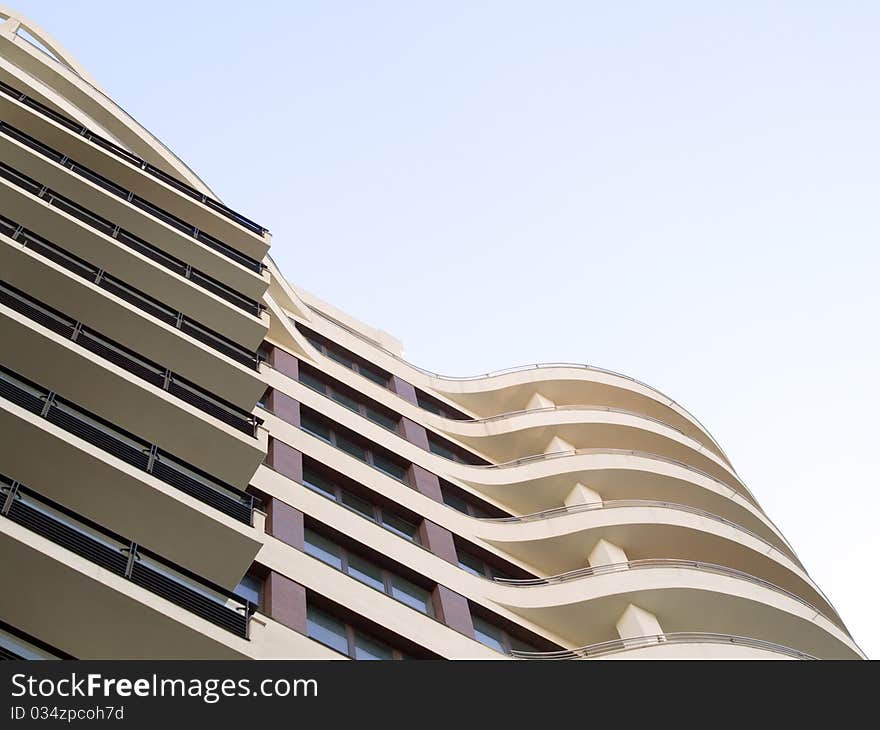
0,6 -> 865,661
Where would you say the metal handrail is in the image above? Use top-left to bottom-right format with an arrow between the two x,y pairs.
0,77 -> 269,239
492,558 -> 834,623
462,404 -> 694,439
471,446 -> 753,499
0,280 -> 261,436
511,632 -> 817,660
1,475 -> 253,637
0,212 -> 260,369
0,364 -> 255,525
480,497 -> 786,553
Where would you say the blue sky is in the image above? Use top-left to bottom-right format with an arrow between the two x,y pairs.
18,1 -> 879,657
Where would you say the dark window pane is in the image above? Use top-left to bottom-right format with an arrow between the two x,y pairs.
366,407 -> 398,431
359,366 -> 388,387
301,413 -> 331,442
458,550 -> 485,577
302,470 -> 336,499
442,490 -> 470,515
347,554 -> 385,592
331,390 -> 360,412
473,617 -> 505,653
429,440 -> 458,461
336,434 -> 367,462
340,490 -> 375,519
327,349 -> 354,370
373,453 -> 407,481
307,606 -> 349,655
304,529 -> 343,570
299,370 -> 327,394
353,632 -> 393,660
234,573 -> 262,607
390,576 -> 432,615
382,513 -> 419,542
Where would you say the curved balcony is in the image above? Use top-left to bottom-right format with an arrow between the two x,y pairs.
479,498 -> 794,560
287,306 -> 728,463
494,558 -> 840,628
489,560 -> 861,659
431,405 -> 744,495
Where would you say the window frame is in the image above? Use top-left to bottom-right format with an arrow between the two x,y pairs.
298,364 -> 401,433
300,409 -> 410,484
300,329 -> 390,388
306,603 -> 407,660
471,614 -> 540,655
301,466 -> 421,544
304,528 -> 434,618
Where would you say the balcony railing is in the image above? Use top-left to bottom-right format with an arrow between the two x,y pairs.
480,498 -> 784,553
0,475 -> 253,638
0,78 -> 269,241
510,633 -> 817,660
0,281 -> 261,436
0,151 -> 263,315
0,365 -> 256,525
493,558 -> 835,626
0,213 -> 260,370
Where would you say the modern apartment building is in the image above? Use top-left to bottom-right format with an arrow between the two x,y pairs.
0,8 -> 864,661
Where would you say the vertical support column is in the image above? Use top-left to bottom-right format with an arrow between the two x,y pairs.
409,463 -> 444,503
266,438 -> 303,483
266,498 -> 305,550
564,483 -> 602,508
544,435 -> 575,454
399,417 -> 430,450
588,539 -> 628,567
389,375 -> 419,405
389,376 -> 477,638
419,519 -> 459,564
267,391 -> 301,427
432,585 -> 475,638
270,347 -> 299,381
526,392 -> 555,410
263,572 -> 308,634
616,604 -> 664,643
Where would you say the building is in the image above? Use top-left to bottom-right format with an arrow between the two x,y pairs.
0,7 -> 863,661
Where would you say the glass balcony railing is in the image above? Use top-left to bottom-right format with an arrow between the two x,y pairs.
0,364 -> 256,525
0,213 -> 260,370
0,281 -> 261,436
0,78 -> 269,242
0,475 -> 253,638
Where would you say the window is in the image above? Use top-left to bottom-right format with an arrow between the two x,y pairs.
257,341 -> 274,365
440,481 -> 511,519
472,615 -> 540,655
298,364 -> 400,432
306,606 -> 349,655
300,408 -> 410,484
415,390 -> 471,421
234,572 -> 264,608
304,528 -> 434,617
306,604 -> 406,660
257,387 -> 270,409
428,434 -> 489,466
458,549 -> 511,581
296,325 -> 390,388
302,464 -> 420,543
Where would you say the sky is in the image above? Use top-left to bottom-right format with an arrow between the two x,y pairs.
17,1 -> 878,658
